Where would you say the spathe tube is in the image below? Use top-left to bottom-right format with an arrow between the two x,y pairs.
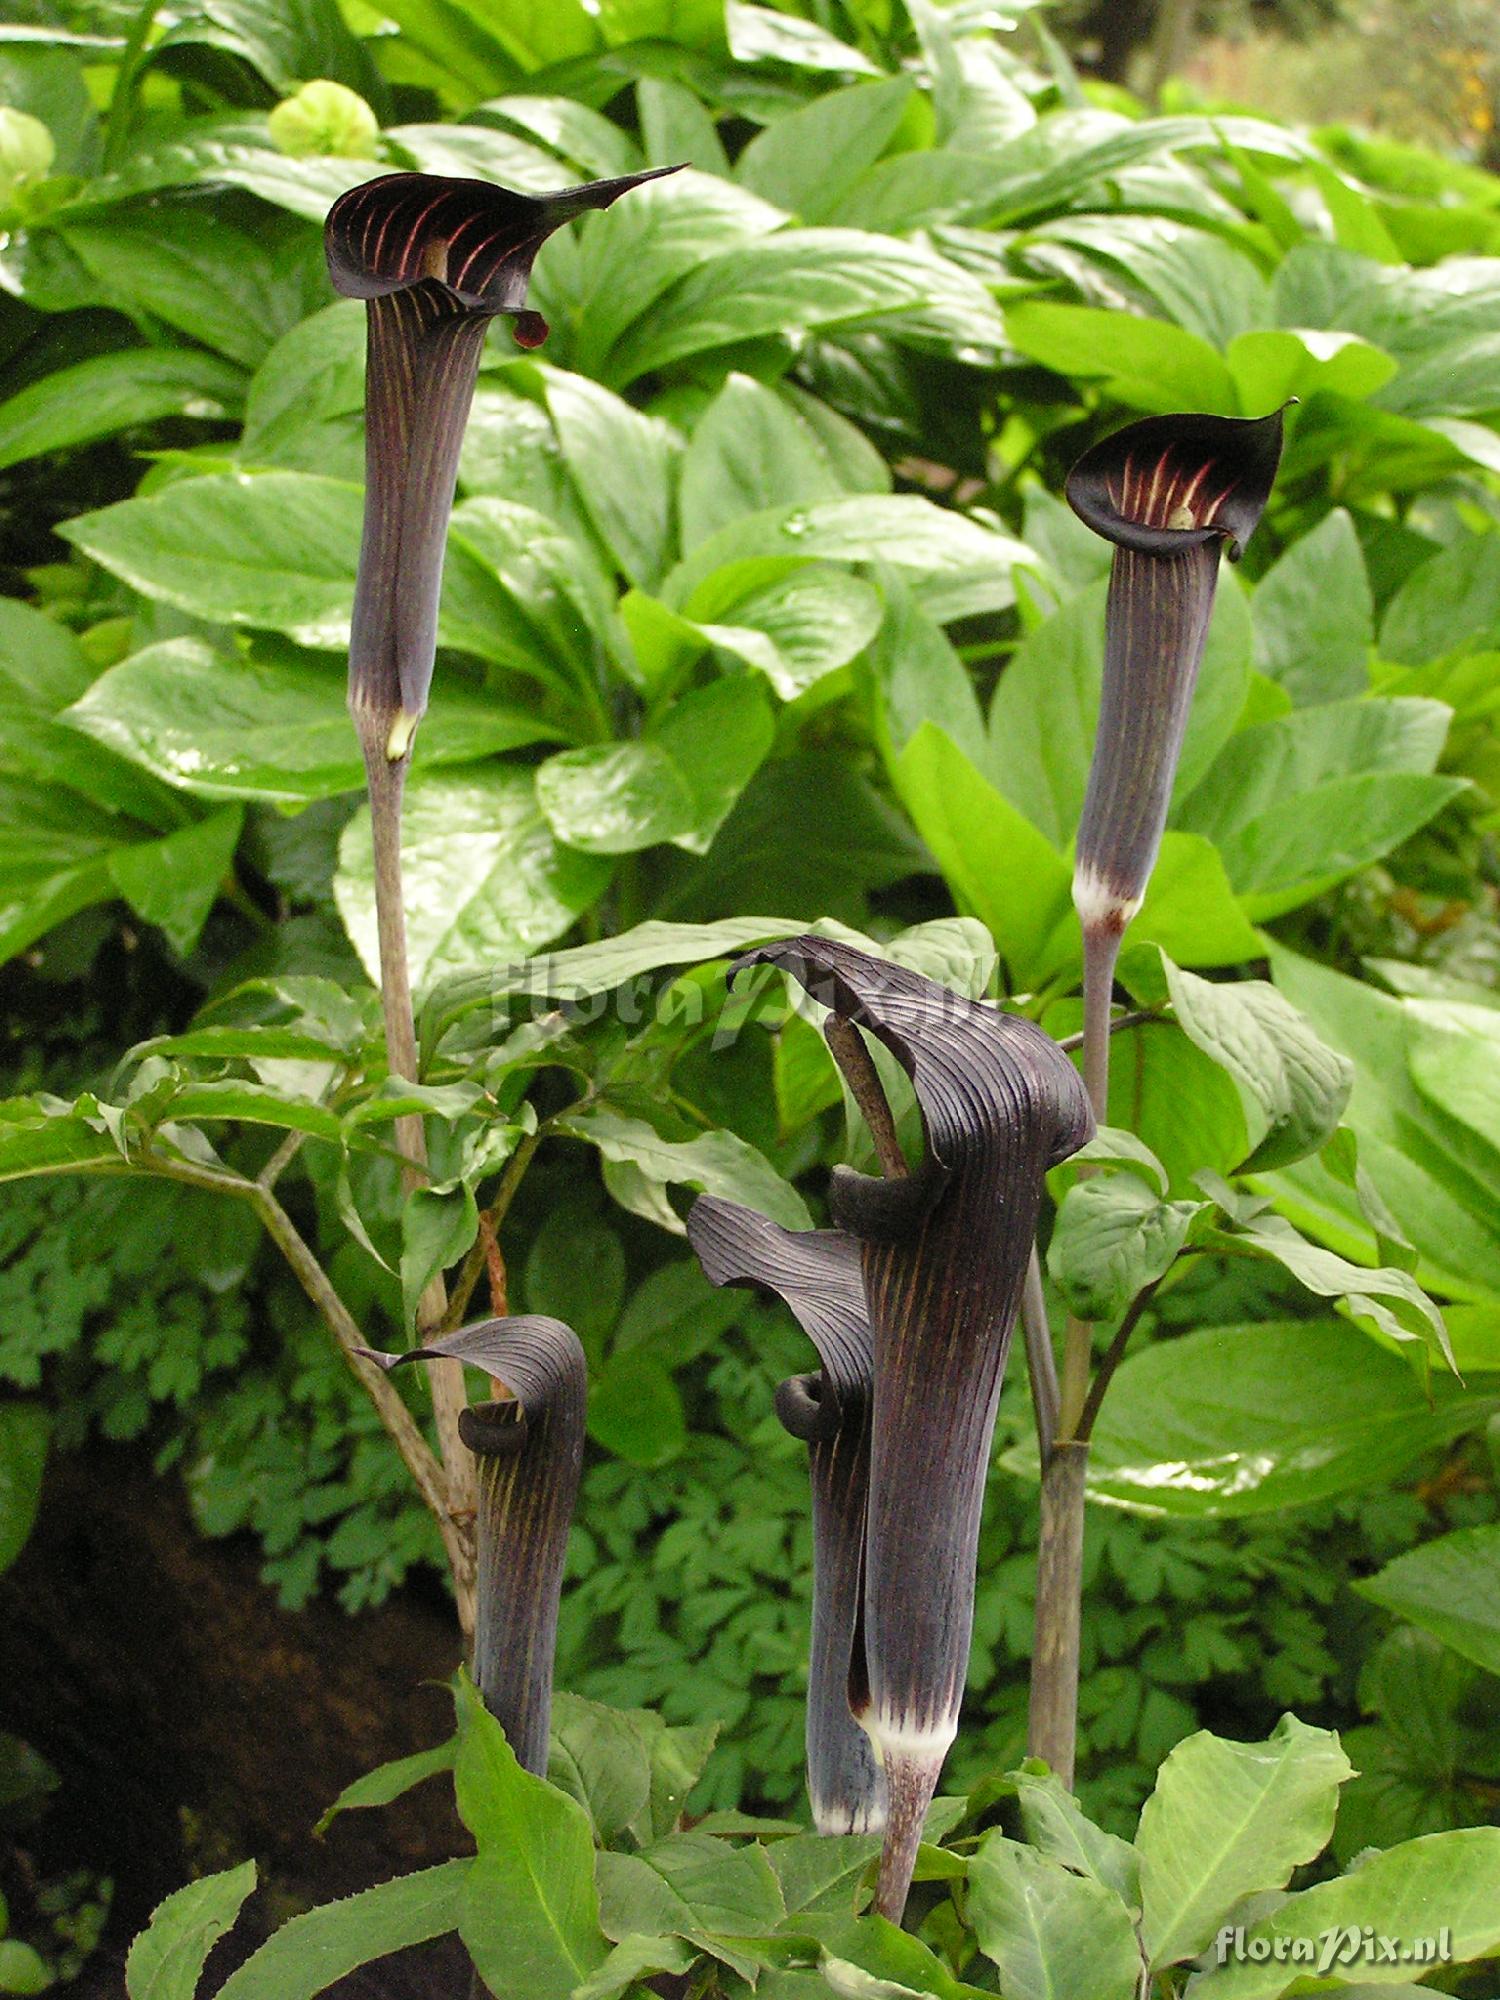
688,1196 -> 884,1837
362,1315 -> 586,1774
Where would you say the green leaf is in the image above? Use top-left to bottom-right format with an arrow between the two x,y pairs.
0,1093 -> 130,1181
1136,1714 -> 1354,1969
886,717 -> 1066,991
559,1106 -> 811,1234
65,639 -> 559,805
1380,531 -> 1500,665
107,807 -> 242,956
1251,508 -> 1372,704
535,678 -> 773,856
604,228 -> 1006,386
1405,999 -> 1500,1160
1108,834 -> 1262,973
1048,1173 -> 1202,1323
679,373 -> 861,551
453,1675 -> 609,2000
587,1350 -> 688,1467
0,348 -> 244,471
1224,1211 -> 1453,1369
1165,961 -> 1353,1172
1009,1768 -> 1140,1911
147,0 -> 381,97
1003,301 -> 1238,414
314,1739 -> 457,1838
544,369 -> 678,590
1227,326 -> 1397,411
1077,1320 -> 1496,1516
667,495 -> 1037,628
869,578 -> 986,774
1185,1829 -> 1500,1998
595,1833 -> 785,1982
967,1835 -> 1140,2000
768,1833 -> 880,1917
571,1935 -> 696,2000
546,1694 -> 653,1846
0,1405 -> 48,1577
125,1861 -> 257,2000
0,1938 -> 52,1994
335,765 -> 612,992
1357,1525 -> 1500,1676
400,1185 -> 478,1337
725,1 -> 881,72
737,78 -> 912,222
213,1861 -> 469,2000
693,564 -> 884,701
0,598 -> 94,713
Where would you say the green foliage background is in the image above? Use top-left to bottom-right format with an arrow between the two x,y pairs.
1,0 -> 1499,1931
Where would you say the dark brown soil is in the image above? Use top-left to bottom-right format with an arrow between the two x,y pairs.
0,1442 -> 472,1995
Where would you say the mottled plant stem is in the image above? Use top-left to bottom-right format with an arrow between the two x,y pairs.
1028,922 -> 1122,1784
874,1747 -> 946,1922
365,741 -> 477,1632
1027,1440 -> 1088,1786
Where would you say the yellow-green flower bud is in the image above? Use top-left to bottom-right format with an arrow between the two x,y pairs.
267,79 -> 379,159
0,108 -> 56,210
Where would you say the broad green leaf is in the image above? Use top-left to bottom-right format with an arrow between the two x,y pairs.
1266,945 -> 1500,1302
768,1833 -> 880,1917
1405,1000 -> 1500,1159
1048,1173 -> 1202,1323
0,598 -> 94,713
1222,1209 -> 1453,1367
108,807 -> 243,956
1003,300 -> 1237,414
1357,1525 -> 1500,1676
1066,1126 -> 1170,1194
604,228 -> 1006,386
469,94 -> 644,176
1165,962 -> 1352,1172
870,580 -> 986,775
239,300 -> 364,470
724,2 -> 881,74
967,1835 -> 1140,2000
1185,1829 -> 1500,1998
453,1677 -> 609,2000
679,373 -> 856,550
1099,834 -> 1262,974
558,1106 -> 811,1233
694,564 -> 884,701
587,1350 -> 687,1467
1018,213 -> 1269,350
667,495 -> 1038,628
335,765 -> 613,991
1226,326 -> 1397,412
0,1093 -> 130,1181
126,1860 -> 257,2000
147,0 -> 381,96
737,77 -> 912,222
65,638 -> 557,805
1136,1715 -> 1353,1969
535,678 -> 773,856
1010,1768 -> 1140,1911
795,1913 -> 982,1999
546,1694 -> 653,1845
1380,531 -> 1500,665
543,368 -> 678,590
400,1185 -> 478,1336
596,1832 -> 785,1982
313,1740 -> 456,1838
1075,1320 -> 1496,1516
1250,508 -> 1372,704
0,348 -> 244,471
0,1405 -> 48,1577
572,1935 -> 696,2000
214,1861 -> 470,2000
0,1937 -> 51,1994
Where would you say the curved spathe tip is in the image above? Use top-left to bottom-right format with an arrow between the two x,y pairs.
1065,406 -> 1286,562
325,163 -> 682,323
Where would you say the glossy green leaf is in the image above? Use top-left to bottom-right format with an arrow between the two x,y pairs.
0,348 -> 244,472
1137,1715 -> 1353,1969
596,1832 -> 785,1983
214,1861 -> 470,2000
737,77 -> 912,222
1224,1211 -> 1452,1368
125,1860 -> 257,2000
1186,1829 -> 1500,1998
544,368 -> 679,590
0,1405 -> 48,1577
1003,301 -> 1237,414
0,598 -> 94,714
588,1351 -> 688,1467
106,805 -> 242,957
1078,1320 -> 1495,1516
1380,531 -> 1500,666
558,1106 -> 811,1233
66,638 -> 557,805
1166,961 -> 1352,1172
1357,1525 -> 1500,1676
400,1185 -> 478,1337
335,765 -> 613,992
1010,1768 -> 1140,1911
679,373 -> 864,551
967,1835 -> 1140,2000
1250,508 -> 1372,704
1048,1173 -> 1202,1323
1405,1000 -> 1500,1159
453,1676 -> 609,2000
536,678 -> 773,856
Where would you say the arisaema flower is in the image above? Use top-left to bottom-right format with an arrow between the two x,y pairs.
692,937 -> 1093,1919
362,1316 -> 586,1775
688,1197 -> 884,1837
326,166 -> 675,765
1065,408 -> 1283,1105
